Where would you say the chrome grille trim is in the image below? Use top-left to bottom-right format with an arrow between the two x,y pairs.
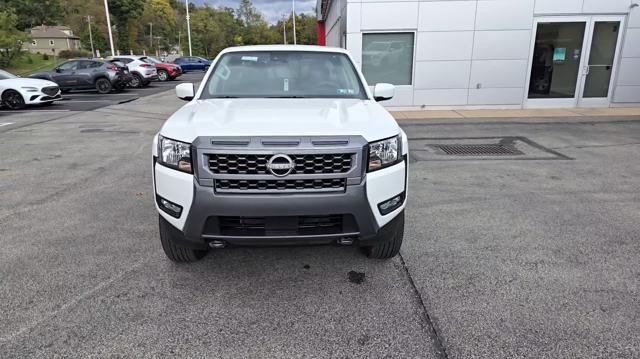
192,136 -> 368,194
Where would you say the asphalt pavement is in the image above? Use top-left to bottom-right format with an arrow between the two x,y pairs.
0,90 -> 638,358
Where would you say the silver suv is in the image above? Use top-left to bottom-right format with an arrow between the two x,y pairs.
111,55 -> 158,88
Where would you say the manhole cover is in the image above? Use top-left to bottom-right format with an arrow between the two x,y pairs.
436,144 -> 524,156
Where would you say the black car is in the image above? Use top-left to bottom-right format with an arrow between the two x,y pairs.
30,58 -> 132,94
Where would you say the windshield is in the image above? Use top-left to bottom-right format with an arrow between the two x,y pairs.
145,57 -> 162,64
201,51 -> 367,99
0,69 -> 18,80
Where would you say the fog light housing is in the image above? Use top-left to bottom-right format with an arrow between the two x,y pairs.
157,195 -> 182,218
378,193 -> 405,215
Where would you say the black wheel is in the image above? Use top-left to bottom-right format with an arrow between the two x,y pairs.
129,73 -> 143,88
362,211 -> 404,259
159,215 -> 208,263
1,90 -> 26,110
157,69 -> 169,81
141,80 -> 150,88
95,78 -> 112,94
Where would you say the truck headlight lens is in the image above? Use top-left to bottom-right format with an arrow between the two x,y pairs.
368,135 -> 400,171
158,135 -> 193,173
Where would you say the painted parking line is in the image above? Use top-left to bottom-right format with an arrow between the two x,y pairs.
0,122 -> 14,127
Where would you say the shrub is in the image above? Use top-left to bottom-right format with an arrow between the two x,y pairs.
43,53 -> 49,60
27,56 -> 33,64
58,49 -> 91,59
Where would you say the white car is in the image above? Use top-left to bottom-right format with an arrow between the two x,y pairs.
110,55 -> 158,88
0,69 -> 61,110
152,45 -> 408,263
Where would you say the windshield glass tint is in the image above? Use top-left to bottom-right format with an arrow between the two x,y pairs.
0,69 -> 18,80
201,51 -> 367,99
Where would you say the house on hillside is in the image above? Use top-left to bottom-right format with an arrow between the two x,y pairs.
29,25 -> 81,55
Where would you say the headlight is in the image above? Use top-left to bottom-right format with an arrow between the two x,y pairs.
158,135 -> 193,173
21,87 -> 38,92
368,135 -> 400,171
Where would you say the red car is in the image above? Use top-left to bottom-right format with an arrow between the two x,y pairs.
145,56 -> 182,81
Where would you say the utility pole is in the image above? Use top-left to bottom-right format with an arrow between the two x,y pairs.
149,23 -> 153,53
87,15 -> 95,57
292,0 -> 297,45
283,16 -> 287,44
103,0 -> 115,56
185,0 -> 193,56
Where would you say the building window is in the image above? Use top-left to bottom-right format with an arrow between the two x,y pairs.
362,33 -> 414,86
31,40 -> 37,46
49,40 -> 55,46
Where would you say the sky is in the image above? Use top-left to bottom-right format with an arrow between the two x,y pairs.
191,0 -> 317,23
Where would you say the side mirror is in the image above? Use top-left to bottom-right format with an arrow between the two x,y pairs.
55,68 -> 62,73
373,83 -> 395,102
176,83 -> 195,101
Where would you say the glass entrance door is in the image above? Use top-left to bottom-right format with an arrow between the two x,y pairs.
578,18 -> 625,107
526,16 -> 625,108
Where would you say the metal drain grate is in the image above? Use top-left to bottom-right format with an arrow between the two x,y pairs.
435,144 -> 524,156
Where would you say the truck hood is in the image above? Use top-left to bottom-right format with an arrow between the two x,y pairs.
161,98 -> 400,143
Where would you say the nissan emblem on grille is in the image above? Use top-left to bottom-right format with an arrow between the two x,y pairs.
267,154 -> 294,177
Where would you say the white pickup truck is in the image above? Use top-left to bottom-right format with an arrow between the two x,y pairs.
152,45 -> 408,262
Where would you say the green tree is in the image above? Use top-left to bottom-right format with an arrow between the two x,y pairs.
0,10 -> 30,67
80,23 -> 108,55
107,0 -> 145,52
0,0 -> 63,31
140,0 -> 177,53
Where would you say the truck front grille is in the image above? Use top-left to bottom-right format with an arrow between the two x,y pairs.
209,153 -> 353,175
215,178 -> 346,193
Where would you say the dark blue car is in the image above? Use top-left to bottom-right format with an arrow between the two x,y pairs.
172,56 -> 211,72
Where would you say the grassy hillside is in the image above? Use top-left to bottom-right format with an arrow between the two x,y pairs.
5,53 -> 64,76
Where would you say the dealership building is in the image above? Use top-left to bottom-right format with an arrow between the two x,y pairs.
316,0 -> 640,109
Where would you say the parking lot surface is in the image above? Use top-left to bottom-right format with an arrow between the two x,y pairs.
0,90 -> 638,358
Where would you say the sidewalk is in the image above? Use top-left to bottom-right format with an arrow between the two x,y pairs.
391,107 -> 640,121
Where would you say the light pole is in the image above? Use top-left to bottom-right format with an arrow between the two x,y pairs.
86,15 -> 95,57
185,0 -> 193,56
283,15 -> 287,44
149,23 -> 153,53
292,0 -> 297,45
103,0 -> 115,56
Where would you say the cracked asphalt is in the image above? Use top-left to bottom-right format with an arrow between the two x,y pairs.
1,90 -> 639,358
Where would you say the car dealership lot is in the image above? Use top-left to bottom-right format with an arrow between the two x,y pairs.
0,91 -> 639,358
0,72 -> 204,114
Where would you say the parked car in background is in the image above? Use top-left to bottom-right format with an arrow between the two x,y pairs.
111,55 -> 158,88
0,69 -> 62,109
145,56 -> 182,81
30,59 -> 131,94
172,56 -> 211,72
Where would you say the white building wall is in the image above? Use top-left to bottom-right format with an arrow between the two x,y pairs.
333,0 -> 639,109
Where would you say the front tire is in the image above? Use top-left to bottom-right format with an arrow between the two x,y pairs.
157,69 -> 169,81
159,215 -> 208,263
95,78 -> 112,94
362,211 -> 404,259
129,73 -> 143,88
1,90 -> 26,110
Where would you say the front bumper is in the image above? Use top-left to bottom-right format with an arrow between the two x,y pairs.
153,160 -> 407,249
24,93 -> 62,104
